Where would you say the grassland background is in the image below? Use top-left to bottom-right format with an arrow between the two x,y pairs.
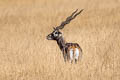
0,0 -> 120,80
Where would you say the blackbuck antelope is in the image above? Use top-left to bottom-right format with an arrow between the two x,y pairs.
46,9 -> 83,63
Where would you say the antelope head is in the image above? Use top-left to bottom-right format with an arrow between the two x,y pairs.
47,28 -> 62,40
46,9 -> 84,40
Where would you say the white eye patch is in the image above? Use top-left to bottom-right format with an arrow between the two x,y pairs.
53,31 -> 58,36
54,33 -> 58,36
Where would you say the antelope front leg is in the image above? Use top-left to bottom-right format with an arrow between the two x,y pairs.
63,54 -> 67,62
62,48 -> 67,62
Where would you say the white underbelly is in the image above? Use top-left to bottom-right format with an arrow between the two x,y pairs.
74,48 -> 79,59
70,49 -> 73,60
69,48 -> 79,60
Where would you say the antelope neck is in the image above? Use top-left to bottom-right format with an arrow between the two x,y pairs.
56,36 -> 66,51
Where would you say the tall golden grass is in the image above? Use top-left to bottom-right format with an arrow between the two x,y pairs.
0,0 -> 120,80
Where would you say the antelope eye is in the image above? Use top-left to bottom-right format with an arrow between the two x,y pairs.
55,32 -> 58,34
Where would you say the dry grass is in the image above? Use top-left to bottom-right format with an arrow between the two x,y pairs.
0,0 -> 120,80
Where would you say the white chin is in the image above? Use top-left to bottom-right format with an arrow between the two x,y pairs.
47,37 -> 52,40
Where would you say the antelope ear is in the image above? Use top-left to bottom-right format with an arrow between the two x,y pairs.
58,32 -> 62,34
53,27 -> 56,30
